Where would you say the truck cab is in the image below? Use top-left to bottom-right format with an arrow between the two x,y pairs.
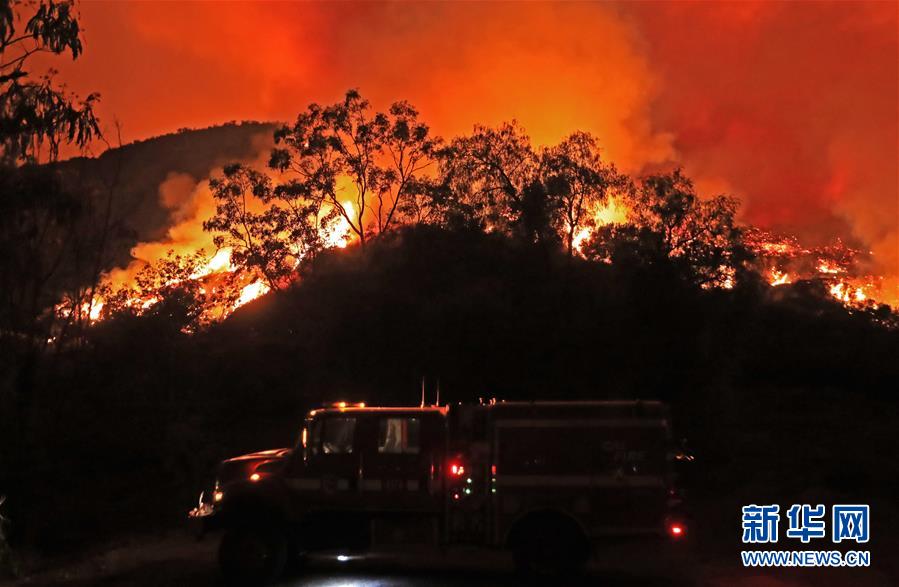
190,400 -> 690,583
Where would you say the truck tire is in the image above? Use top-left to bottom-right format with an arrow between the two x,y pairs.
510,513 -> 590,577
218,523 -> 288,585
285,531 -> 308,575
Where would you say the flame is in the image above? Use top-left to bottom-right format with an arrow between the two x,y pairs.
746,227 -> 897,309
593,195 -> 629,226
139,296 -> 160,311
191,247 -> 235,279
88,301 -> 104,321
322,201 -> 354,249
235,280 -> 271,309
571,229 -> 590,253
769,270 -> 791,286
572,196 -> 630,254
829,282 -> 867,304
54,299 -> 105,324
817,260 -> 841,275
720,273 -> 735,290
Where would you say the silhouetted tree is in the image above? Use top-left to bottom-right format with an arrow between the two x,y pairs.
1,0 -> 99,164
204,165 -> 300,290
0,1 -> 106,481
268,90 -> 438,247
586,169 -> 746,287
204,157 -> 361,287
541,131 -> 621,255
436,121 -> 541,239
0,0 -> 104,347
0,165 -> 82,343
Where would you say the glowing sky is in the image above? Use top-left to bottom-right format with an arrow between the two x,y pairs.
39,1 -> 898,277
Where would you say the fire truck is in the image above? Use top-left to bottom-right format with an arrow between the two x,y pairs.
190,400 -> 691,582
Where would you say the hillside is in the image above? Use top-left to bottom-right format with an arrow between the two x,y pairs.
55,122 -> 276,269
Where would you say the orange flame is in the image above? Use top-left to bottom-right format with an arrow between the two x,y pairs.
572,195 -> 630,254
829,282 -> 867,304
191,247 -> 236,279
817,260 -> 841,275
235,280 -> 271,309
769,270 -> 791,286
322,201 -> 355,250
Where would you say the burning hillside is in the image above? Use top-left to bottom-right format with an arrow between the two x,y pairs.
743,227 -> 891,307
43,89 -> 896,337
56,216 -> 893,339
53,203 -> 354,332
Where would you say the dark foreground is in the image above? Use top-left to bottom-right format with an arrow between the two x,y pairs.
11,531 -> 894,587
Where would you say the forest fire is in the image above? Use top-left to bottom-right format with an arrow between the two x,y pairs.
33,68 -> 893,335
52,193 -> 358,331
60,190 -> 891,335
744,228 -> 892,307
6,0 -> 889,345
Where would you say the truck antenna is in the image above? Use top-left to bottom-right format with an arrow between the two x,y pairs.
420,376 -> 426,408
436,378 -> 440,406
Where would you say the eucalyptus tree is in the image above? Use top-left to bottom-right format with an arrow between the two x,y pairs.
268,89 -> 438,248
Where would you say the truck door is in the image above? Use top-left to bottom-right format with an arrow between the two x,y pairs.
360,413 -> 442,513
302,415 -> 361,505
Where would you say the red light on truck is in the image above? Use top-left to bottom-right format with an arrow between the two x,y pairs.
668,522 -> 686,538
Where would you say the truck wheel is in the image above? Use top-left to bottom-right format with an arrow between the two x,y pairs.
510,514 -> 590,577
218,524 -> 288,585
285,532 -> 308,575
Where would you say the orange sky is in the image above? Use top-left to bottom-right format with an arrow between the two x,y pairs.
38,1 -> 899,279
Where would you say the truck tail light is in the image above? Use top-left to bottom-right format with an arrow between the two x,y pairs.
448,456 -> 467,477
667,520 -> 686,539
